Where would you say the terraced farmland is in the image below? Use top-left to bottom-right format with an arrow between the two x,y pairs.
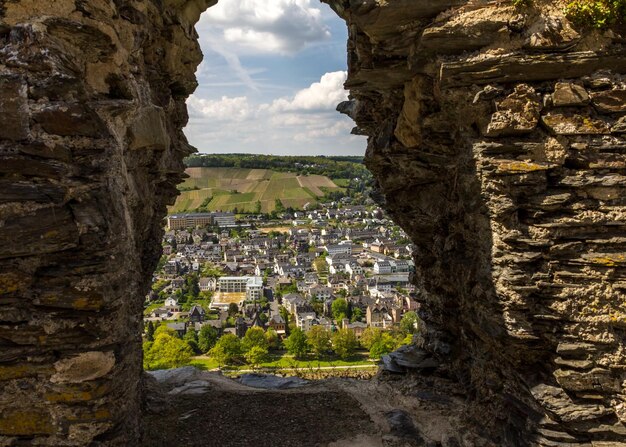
170,168 -> 343,213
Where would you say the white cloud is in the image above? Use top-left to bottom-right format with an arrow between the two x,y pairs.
184,71 -> 366,155
267,71 -> 348,113
187,95 -> 253,122
200,0 -> 331,55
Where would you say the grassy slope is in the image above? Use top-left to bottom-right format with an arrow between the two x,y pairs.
170,167 -> 343,213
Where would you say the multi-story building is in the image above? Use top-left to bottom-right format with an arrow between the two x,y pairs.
218,276 -> 263,300
167,212 -> 235,230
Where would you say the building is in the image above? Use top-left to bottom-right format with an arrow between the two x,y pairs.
268,314 -> 287,336
189,305 -> 205,323
199,277 -> 217,292
324,243 -> 352,256
164,297 -> 180,312
212,212 -> 236,228
167,212 -> 236,230
218,276 -> 263,300
374,261 -> 392,274
167,213 -> 213,230
296,312 -> 318,332
366,304 -> 394,329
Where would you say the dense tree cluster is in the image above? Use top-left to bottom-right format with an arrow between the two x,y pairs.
185,154 -> 371,180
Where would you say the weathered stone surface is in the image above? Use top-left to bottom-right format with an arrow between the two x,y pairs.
0,77 -> 29,141
591,90 -> 626,113
554,368 -> 621,393
127,106 -> 169,151
51,351 -> 115,383
33,104 -> 108,137
526,15 -> 580,51
0,0 -> 209,444
530,384 -> 613,423
239,373 -> 309,390
552,83 -> 590,107
541,113 -> 610,135
327,0 -> 626,444
485,85 -> 541,137
0,410 -> 55,436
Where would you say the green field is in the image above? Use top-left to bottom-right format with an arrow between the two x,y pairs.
170,167 -> 343,213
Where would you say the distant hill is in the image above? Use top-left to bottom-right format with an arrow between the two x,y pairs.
170,167 -> 344,214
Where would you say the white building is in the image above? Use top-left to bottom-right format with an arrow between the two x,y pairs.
199,277 -> 217,292
218,276 -> 263,300
296,312 -> 318,332
346,262 -> 364,278
324,243 -> 352,256
374,260 -> 392,274
164,297 -> 179,311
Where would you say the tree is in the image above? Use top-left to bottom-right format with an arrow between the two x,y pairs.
265,328 -> 280,350
186,274 -> 200,298
209,334 -> 242,366
242,327 -> 268,353
228,303 -> 239,317
245,346 -> 269,369
201,262 -> 224,278
198,325 -> 219,353
351,308 -> 363,323
332,328 -> 358,359
254,200 -> 262,214
146,321 -> 155,342
307,325 -> 332,357
360,327 -> 382,350
284,328 -> 308,359
184,329 -> 200,354
400,311 -> 419,335
274,198 -> 285,213
369,332 -> 396,359
143,330 -> 193,370
331,298 -> 349,322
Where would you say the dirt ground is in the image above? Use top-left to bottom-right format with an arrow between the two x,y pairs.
141,368 -> 474,447
142,388 -> 377,447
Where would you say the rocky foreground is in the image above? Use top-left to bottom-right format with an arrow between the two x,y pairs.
142,366 -> 481,447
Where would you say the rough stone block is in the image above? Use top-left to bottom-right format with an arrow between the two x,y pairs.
34,289 -> 105,311
0,206 -> 79,259
591,90 -> 626,113
541,112 -> 610,135
530,383 -> 613,423
554,368 -> 621,393
51,351 -> 115,383
552,82 -> 589,107
45,382 -> 110,403
0,77 -> 29,141
127,106 -> 169,151
0,410 -> 55,436
33,104 -> 108,137
485,85 -> 541,137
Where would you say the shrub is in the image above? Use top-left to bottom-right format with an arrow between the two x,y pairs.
565,0 -> 626,28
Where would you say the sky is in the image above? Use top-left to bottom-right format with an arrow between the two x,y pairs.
183,0 -> 367,156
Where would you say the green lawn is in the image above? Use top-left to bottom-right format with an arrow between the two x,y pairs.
189,351 -> 376,371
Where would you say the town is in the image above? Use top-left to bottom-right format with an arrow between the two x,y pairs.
143,203 -> 421,373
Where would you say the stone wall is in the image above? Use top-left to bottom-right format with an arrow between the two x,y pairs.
0,0 -> 213,444
325,0 -> 626,444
